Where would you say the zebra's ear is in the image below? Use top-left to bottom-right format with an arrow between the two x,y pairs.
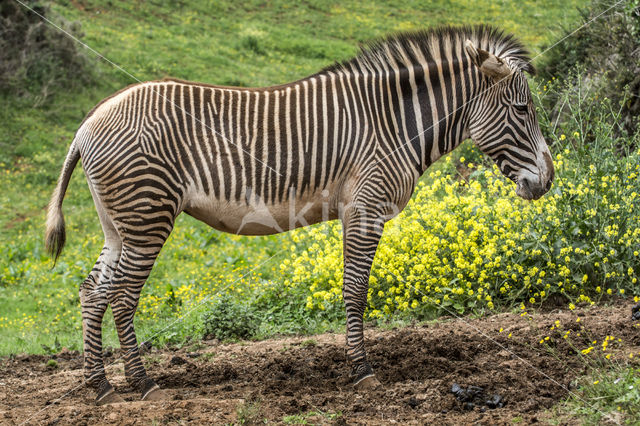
465,40 -> 512,80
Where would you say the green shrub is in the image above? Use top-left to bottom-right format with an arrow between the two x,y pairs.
0,1 -> 92,104
540,0 -> 640,134
201,294 -> 258,341
277,72 -> 640,319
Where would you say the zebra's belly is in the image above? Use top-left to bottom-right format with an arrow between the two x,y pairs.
183,190 -> 337,236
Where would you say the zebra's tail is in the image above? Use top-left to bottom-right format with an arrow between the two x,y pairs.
45,140 -> 80,264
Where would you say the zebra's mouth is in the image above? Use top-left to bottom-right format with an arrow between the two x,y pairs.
516,177 -> 547,201
516,180 -> 535,200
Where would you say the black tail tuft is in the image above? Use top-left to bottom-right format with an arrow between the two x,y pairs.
45,204 -> 66,266
45,141 -> 79,266
45,215 -> 67,266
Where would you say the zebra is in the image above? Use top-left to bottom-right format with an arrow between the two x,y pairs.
45,25 -> 554,404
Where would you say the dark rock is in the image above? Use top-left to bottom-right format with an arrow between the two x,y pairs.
450,383 -> 505,410
632,302 -> 640,320
451,383 -> 484,402
170,356 -> 188,366
486,394 -> 504,409
406,396 -> 421,408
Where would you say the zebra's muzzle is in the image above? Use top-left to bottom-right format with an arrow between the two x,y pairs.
515,150 -> 554,201
516,176 -> 549,201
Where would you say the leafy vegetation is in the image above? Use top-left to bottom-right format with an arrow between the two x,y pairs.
283,410 -> 342,424
559,367 -> 640,424
0,0 -> 588,356
540,0 -> 640,134
282,73 -> 640,320
201,294 -> 258,341
0,1 -> 92,104
512,303 -> 639,424
2,1 -> 639,423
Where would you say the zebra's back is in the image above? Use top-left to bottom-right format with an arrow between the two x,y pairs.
75,79 -> 372,235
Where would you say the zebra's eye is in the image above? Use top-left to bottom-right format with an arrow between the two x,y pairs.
513,103 -> 528,114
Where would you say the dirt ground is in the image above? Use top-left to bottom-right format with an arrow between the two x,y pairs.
1,304 -> 639,425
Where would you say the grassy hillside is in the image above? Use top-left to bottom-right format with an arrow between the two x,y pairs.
0,0 -> 588,355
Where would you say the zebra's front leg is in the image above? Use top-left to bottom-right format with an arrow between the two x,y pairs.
341,207 -> 384,390
108,242 -> 169,402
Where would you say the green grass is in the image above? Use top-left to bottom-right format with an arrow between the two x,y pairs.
283,410 -> 342,424
555,367 -> 640,424
0,0 -> 587,356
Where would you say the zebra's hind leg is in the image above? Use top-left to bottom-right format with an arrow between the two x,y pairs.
107,235 -> 171,402
341,206 -> 384,390
80,245 -> 124,405
82,185 -> 124,405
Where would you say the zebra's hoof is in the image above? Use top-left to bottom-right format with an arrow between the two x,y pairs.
95,387 -> 125,405
141,384 -> 169,402
354,374 -> 381,390
350,362 -> 380,390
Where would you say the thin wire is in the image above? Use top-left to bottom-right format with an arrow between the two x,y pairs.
137,250 -> 287,347
12,0 -> 283,178
13,0 -> 626,423
365,0 -> 626,172
530,0 -> 625,62
18,247 -> 289,426
375,263 -> 617,423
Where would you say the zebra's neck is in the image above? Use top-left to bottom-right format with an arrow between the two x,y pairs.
327,53 -> 478,176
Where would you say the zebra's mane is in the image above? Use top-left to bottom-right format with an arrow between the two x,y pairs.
325,25 -> 535,76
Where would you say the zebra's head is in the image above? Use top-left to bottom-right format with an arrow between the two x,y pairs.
464,40 -> 554,201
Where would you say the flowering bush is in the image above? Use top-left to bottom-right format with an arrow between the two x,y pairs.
278,75 -> 640,320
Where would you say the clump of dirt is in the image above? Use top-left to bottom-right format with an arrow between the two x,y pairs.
1,304 -> 639,425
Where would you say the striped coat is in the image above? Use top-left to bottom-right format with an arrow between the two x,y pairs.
46,25 -> 553,404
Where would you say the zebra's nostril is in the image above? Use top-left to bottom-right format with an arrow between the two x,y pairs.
545,179 -> 552,191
